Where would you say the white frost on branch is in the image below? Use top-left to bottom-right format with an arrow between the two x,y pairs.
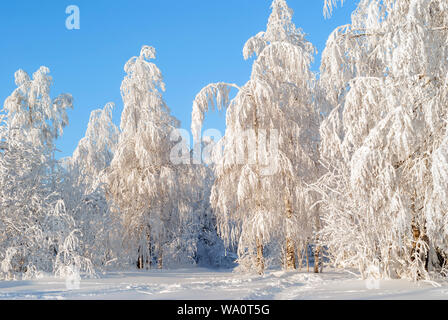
318,0 -> 448,280
323,0 -> 345,18
193,0 -> 322,274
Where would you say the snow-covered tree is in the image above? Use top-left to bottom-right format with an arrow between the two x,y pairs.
107,46 -> 201,269
318,0 -> 448,280
70,103 -> 119,190
187,137 -> 234,268
0,67 -> 93,279
63,103 -> 122,269
192,0 -> 321,274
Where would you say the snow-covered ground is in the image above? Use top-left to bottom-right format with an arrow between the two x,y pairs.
1,268 -> 448,300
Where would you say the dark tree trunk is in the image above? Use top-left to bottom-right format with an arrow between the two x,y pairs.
137,246 -> 144,269
286,238 -> 296,270
411,221 -> 430,277
314,244 -> 321,273
256,237 -> 265,275
157,241 -> 163,270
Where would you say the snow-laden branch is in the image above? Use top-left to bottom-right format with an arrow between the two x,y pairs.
323,0 -> 344,19
191,82 -> 240,144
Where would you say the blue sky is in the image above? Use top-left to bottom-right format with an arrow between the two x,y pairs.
0,0 -> 358,158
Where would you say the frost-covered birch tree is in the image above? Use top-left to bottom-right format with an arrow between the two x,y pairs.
192,0 -> 321,273
0,67 -> 93,279
107,46 -> 200,269
63,103 -> 122,269
318,0 -> 448,280
69,103 -> 119,190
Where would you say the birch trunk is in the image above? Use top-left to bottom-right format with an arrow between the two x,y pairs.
157,241 -> 163,270
297,242 -> 303,271
256,237 -> 265,275
137,246 -> 144,269
314,243 -> 321,274
314,210 -> 322,273
306,241 -> 310,272
411,221 -> 429,272
146,228 -> 152,270
285,197 -> 296,270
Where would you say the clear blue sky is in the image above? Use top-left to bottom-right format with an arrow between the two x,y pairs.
0,0 -> 358,158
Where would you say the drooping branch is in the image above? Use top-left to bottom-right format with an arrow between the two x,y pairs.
191,82 -> 240,144
323,0 -> 345,19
